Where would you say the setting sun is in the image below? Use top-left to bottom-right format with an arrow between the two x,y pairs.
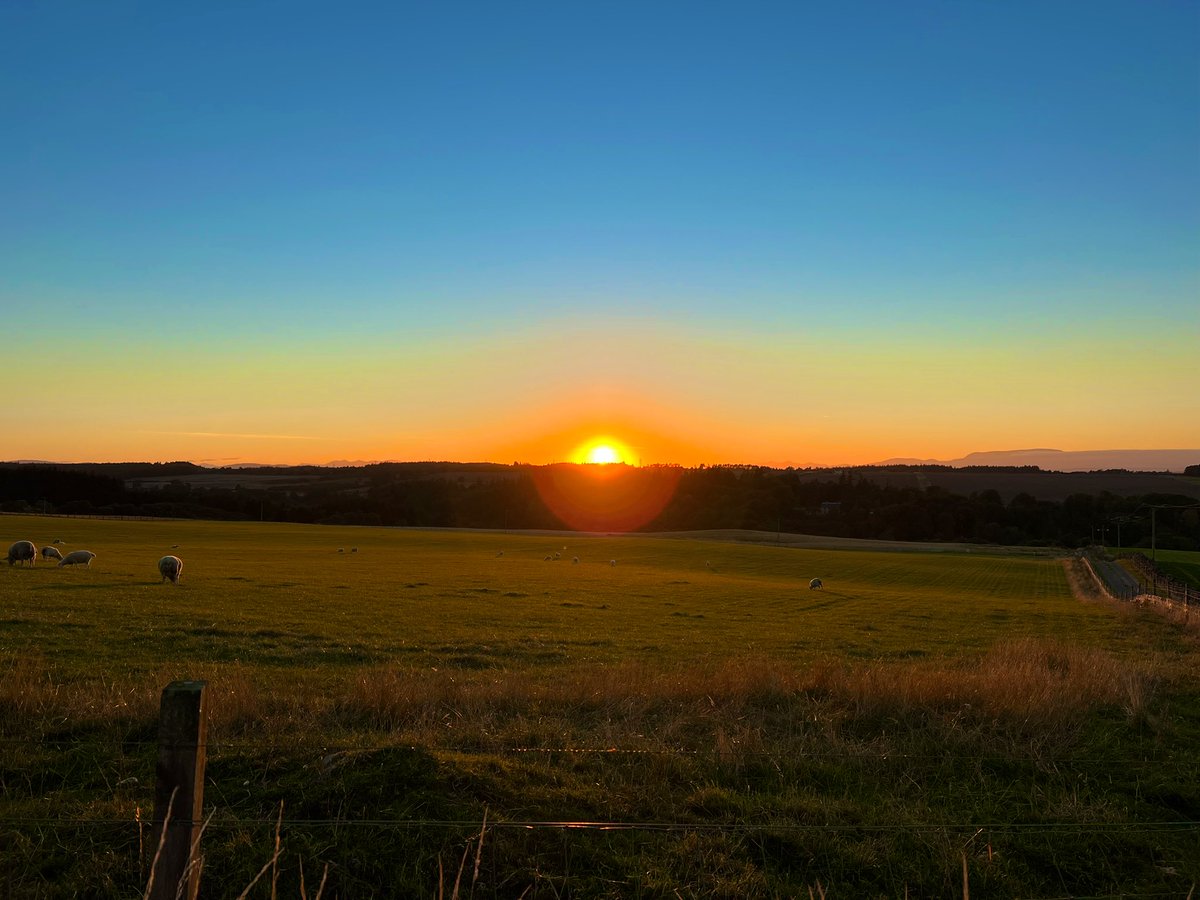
573,437 -> 634,466
587,444 -> 619,464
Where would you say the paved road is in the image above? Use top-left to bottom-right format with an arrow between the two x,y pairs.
1088,556 -> 1140,596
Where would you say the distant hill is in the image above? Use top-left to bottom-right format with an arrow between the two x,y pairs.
877,449 -> 1200,473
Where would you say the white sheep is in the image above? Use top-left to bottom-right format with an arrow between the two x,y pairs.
554,552 -> 561,560
159,555 -> 184,584
6,541 -> 36,567
610,559 -> 617,567
41,546 -> 64,561
809,577 -> 823,590
58,550 -> 96,567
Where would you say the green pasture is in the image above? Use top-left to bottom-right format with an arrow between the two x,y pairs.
0,514 -> 1142,682
2,515 -> 1198,898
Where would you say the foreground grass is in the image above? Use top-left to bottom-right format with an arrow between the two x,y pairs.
1,516 -> 1198,897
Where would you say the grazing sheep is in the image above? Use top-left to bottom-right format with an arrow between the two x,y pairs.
41,546 -> 64,561
158,555 -> 184,584
53,538 -> 65,545
338,548 -> 345,553
572,556 -> 579,564
809,577 -> 823,590
544,555 -> 553,561
171,544 -> 180,549
554,552 -> 561,560
351,547 -> 358,553
610,559 -> 617,567
6,541 -> 36,566
58,550 -> 96,567
496,551 -> 504,557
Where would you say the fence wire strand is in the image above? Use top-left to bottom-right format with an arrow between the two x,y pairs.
0,734 -> 1185,767
3,815 -> 1197,834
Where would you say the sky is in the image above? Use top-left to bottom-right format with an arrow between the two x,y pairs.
2,1 -> 1197,468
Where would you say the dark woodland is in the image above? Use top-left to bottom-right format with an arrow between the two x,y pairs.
3,461 -> 1199,551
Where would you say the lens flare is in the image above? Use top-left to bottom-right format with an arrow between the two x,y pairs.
532,463 -> 680,532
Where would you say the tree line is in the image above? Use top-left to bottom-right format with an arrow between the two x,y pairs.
2,461 -> 1197,551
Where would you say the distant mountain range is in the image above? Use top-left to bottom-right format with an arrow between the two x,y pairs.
875,448 -> 1200,473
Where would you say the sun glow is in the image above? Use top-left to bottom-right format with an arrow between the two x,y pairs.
573,437 -> 634,466
587,444 -> 619,464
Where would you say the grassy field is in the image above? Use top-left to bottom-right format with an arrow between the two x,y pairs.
2,515 -> 1198,897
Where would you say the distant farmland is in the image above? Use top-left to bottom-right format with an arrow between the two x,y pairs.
2,515 -> 1197,898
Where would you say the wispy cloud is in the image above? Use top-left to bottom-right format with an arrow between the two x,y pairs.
142,431 -> 320,441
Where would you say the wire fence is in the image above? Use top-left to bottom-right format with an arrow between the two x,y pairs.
1082,548 -> 1196,608
4,698 -> 1198,897
1124,552 -> 1200,607
3,813 -> 1197,836
2,731 -> 1195,831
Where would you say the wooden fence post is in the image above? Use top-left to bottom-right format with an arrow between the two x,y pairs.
149,680 -> 208,900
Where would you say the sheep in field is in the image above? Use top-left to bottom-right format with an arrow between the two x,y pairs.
572,556 -> 579,564
610,559 -> 617,567
42,546 -> 64,561
809,577 -> 823,590
6,541 -> 37,566
159,555 -> 184,584
59,550 -> 96,567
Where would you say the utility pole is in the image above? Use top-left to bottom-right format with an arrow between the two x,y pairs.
1137,503 -> 1200,565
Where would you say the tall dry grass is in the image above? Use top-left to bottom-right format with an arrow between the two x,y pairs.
0,652 -> 160,729
330,637 -> 1165,754
2,637 -> 1168,752
0,654 -> 270,735
835,638 -> 1161,728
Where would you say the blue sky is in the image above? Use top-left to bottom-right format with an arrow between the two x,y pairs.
2,1 -> 1197,465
